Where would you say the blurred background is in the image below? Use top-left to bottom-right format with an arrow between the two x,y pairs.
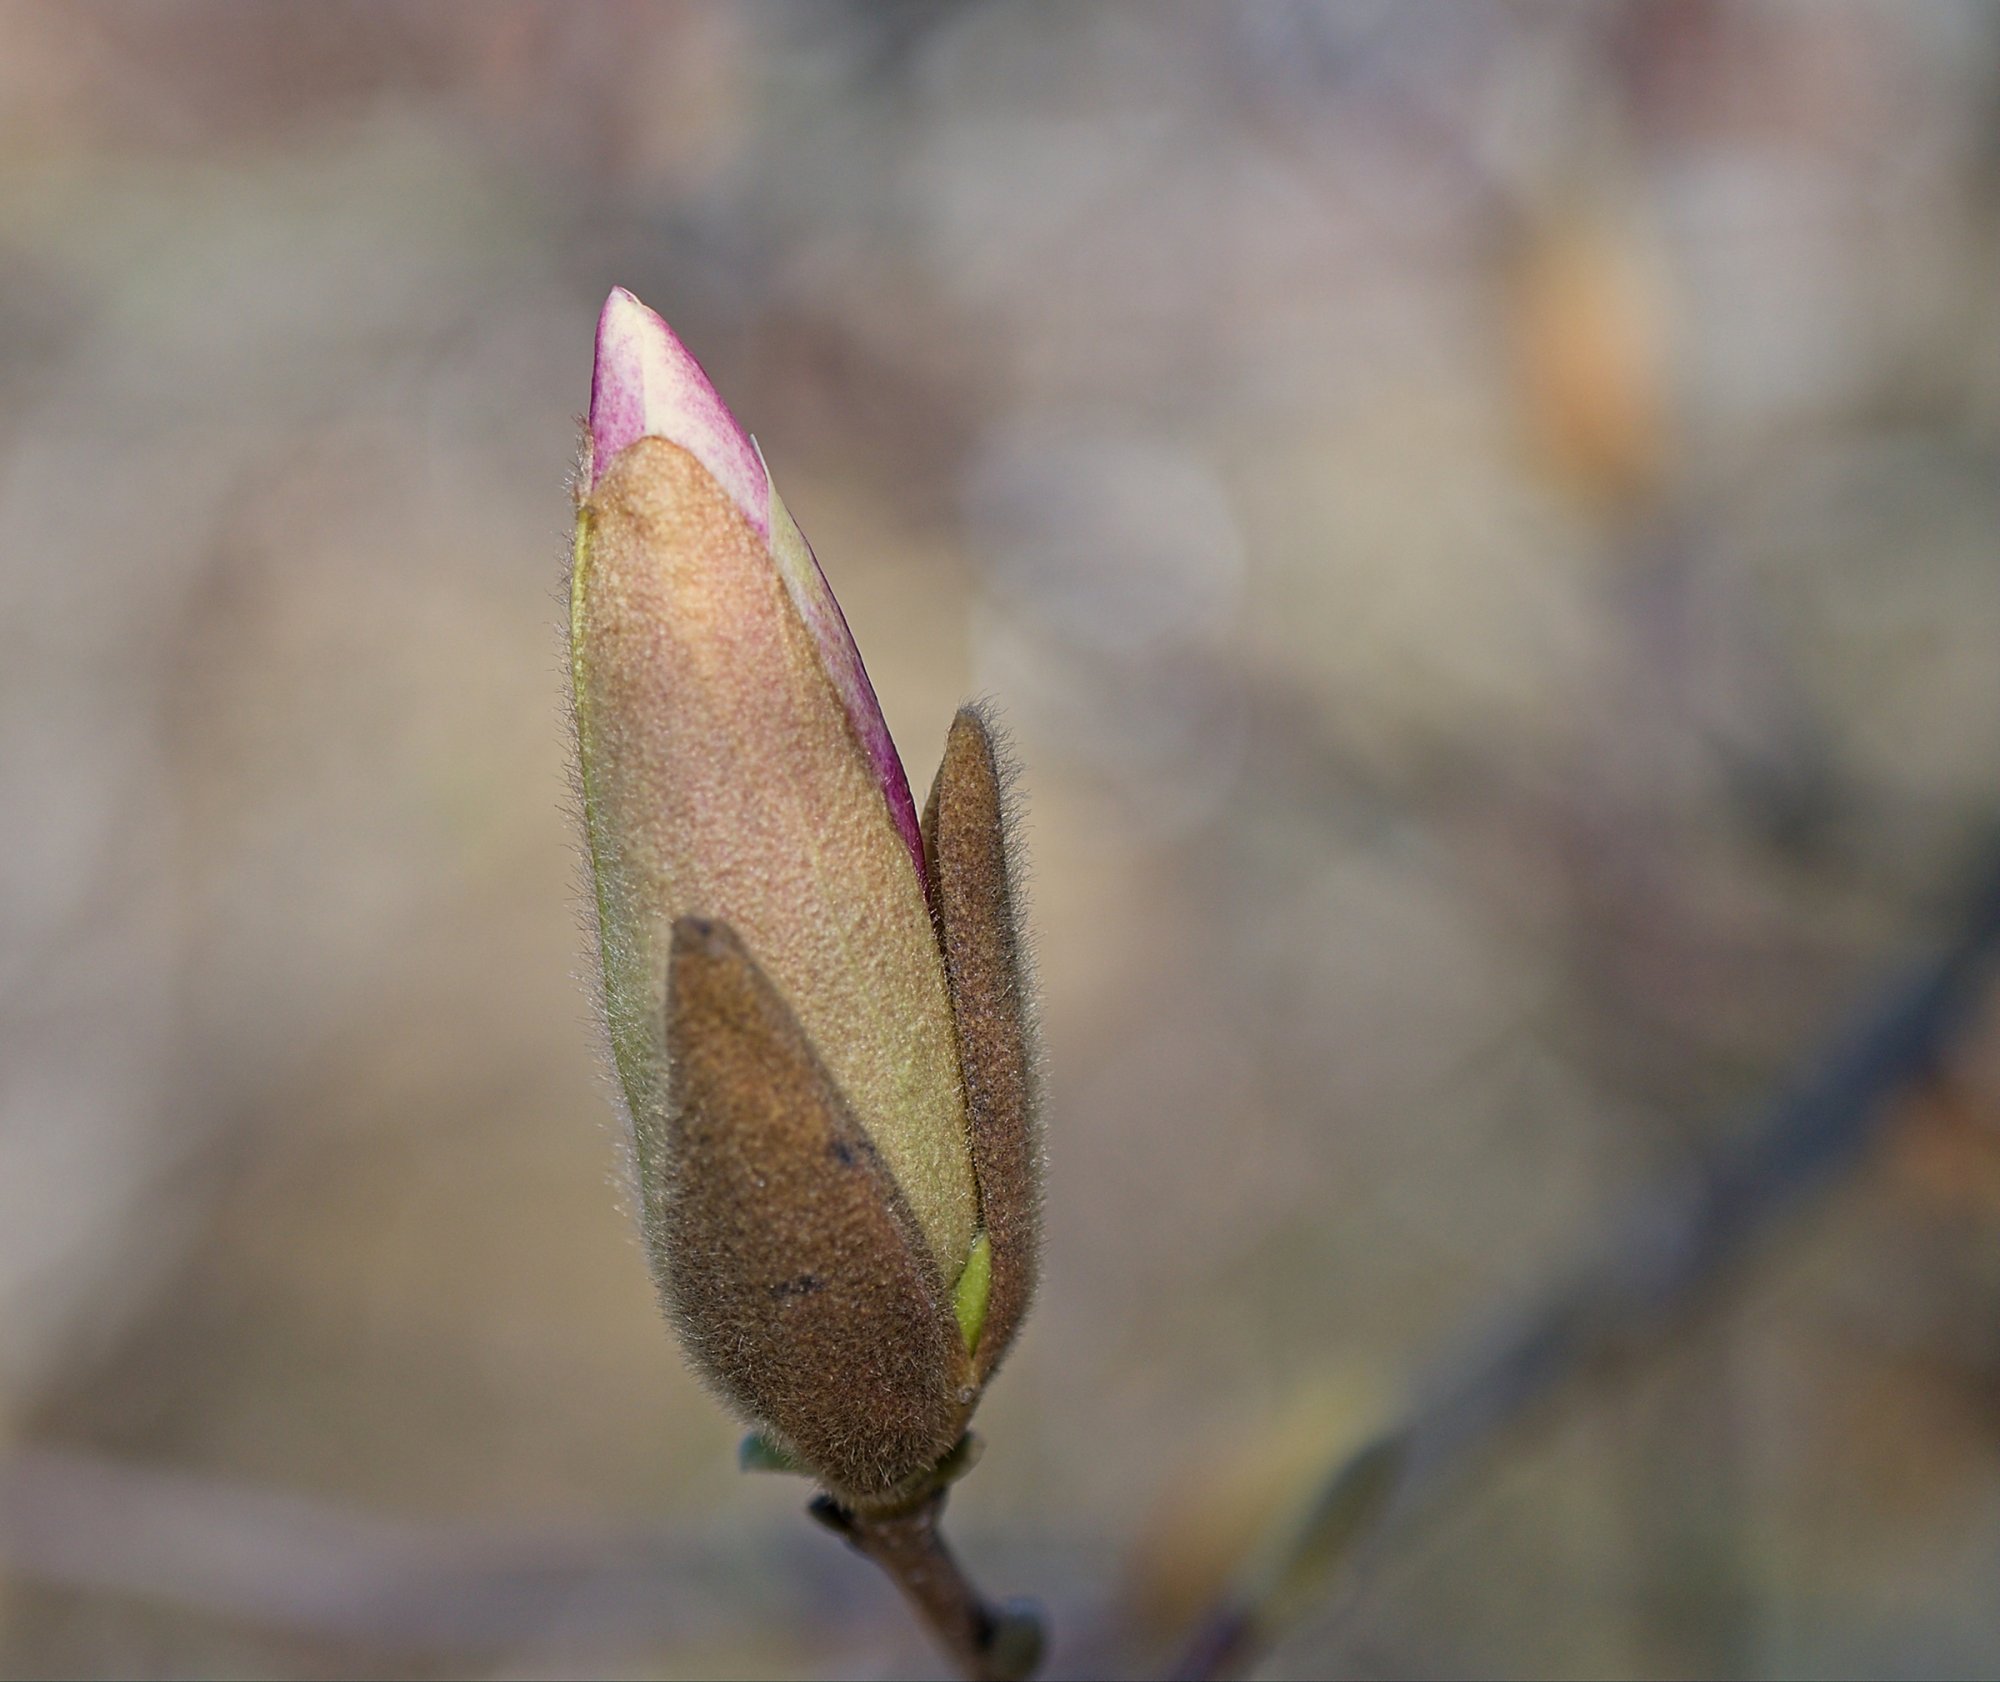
4,4 -> 2000,1677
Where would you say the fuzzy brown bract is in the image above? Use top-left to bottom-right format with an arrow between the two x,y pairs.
925,706 -> 1043,1384
659,916 -> 970,1503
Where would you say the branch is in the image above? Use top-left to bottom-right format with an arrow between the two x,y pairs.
1171,837 -> 2000,1681
811,1489 -> 1045,1681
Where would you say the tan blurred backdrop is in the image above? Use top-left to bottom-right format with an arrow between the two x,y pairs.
4,4 -> 2000,1677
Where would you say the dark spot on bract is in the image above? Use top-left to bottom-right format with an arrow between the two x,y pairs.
769,1272 -> 824,1301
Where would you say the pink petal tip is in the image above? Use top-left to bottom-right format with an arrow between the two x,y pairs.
588,287 -> 768,532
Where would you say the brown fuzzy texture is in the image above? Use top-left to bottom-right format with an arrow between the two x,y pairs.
924,707 -> 1043,1382
660,916 -> 968,1501
574,438 -> 978,1283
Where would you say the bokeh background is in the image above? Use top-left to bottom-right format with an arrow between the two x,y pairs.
5,4 -> 2000,1677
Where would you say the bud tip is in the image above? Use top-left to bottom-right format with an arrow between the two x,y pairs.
588,286 -> 766,528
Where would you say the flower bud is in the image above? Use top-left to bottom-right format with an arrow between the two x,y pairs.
569,290 -> 1041,1501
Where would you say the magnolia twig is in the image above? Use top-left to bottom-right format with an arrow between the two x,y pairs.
810,1490 -> 1044,1681
1171,837 -> 2000,1682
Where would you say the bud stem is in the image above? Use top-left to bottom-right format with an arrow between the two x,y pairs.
810,1491 -> 1043,1681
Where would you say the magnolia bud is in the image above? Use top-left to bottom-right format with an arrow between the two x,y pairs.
569,289 -> 1041,1504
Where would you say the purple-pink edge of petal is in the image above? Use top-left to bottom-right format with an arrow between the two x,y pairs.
797,532 -> 927,879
